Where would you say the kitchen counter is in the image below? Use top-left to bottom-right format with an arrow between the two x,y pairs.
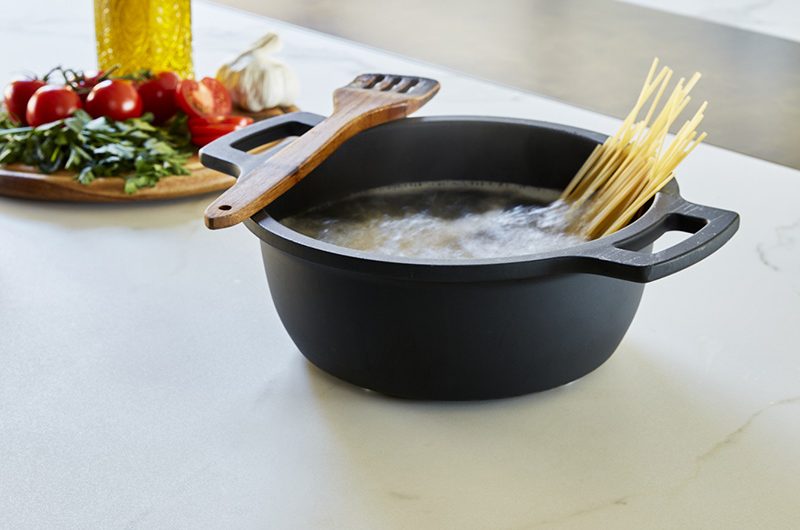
1,1 -> 798,529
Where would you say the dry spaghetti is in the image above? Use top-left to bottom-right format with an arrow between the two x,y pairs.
561,58 -> 707,239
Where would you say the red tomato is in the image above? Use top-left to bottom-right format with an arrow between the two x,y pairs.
4,79 -> 47,124
85,79 -> 143,121
188,115 -> 253,146
136,71 -> 180,124
188,115 -> 253,136
175,77 -> 231,119
73,70 -> 106,103
190,133 -> 227,147
25,85 -> 81,127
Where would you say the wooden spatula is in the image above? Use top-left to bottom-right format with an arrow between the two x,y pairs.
204,74 -> 440,229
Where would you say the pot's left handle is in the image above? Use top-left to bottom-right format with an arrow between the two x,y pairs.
199,112 -> 326,178
574,198 -> 739,283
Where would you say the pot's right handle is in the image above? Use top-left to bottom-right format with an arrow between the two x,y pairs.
576,199 -> 740,283
199,112 -> 326,178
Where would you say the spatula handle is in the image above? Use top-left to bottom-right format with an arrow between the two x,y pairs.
203,99 -> 407,229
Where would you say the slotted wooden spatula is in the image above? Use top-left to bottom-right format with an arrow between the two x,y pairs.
203,74 -> 440,229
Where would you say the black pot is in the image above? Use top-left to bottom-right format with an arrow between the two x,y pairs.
201,112 -> 739,400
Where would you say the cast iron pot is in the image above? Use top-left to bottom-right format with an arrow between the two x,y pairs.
201,112 -> 740,400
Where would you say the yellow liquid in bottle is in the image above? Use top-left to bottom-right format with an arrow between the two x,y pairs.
95,0 -> 193,78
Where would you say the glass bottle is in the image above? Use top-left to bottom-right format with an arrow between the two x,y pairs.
94,0 -> 193,78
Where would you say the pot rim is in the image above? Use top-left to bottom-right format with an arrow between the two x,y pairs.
238,115 -> 737,283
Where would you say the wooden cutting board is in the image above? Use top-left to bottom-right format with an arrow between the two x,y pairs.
0,104 -> 299,202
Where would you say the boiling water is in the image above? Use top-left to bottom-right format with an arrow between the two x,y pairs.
280,181 -> 586,260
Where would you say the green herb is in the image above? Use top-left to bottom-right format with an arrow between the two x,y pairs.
0,110 -> 192,193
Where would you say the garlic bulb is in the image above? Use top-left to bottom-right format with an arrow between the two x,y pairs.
216,33 -> 298,111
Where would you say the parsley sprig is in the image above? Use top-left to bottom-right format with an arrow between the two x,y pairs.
0,110 -> 192,193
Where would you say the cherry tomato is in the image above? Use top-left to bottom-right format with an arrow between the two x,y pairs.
25,85 -> 81,127
188,115 -> 253,146
85,79 -> 143,121
188,115 -> 253,136
136,71 -> 180,124
4,79 -> 47,124
72,70 -> 106,103
175,77 -> 231,119
188,114 -> 254,127
190,134 -> 227,147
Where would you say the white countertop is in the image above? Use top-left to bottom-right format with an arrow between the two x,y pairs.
1,1 -> 799,529
622,0 -> 800,42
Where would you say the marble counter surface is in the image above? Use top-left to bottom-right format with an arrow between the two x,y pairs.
1,1 -> 798,529
623,0 -> 800,42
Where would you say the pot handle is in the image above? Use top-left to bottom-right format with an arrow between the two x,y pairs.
575,198 -> 740,283
199,112 -> 326,178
